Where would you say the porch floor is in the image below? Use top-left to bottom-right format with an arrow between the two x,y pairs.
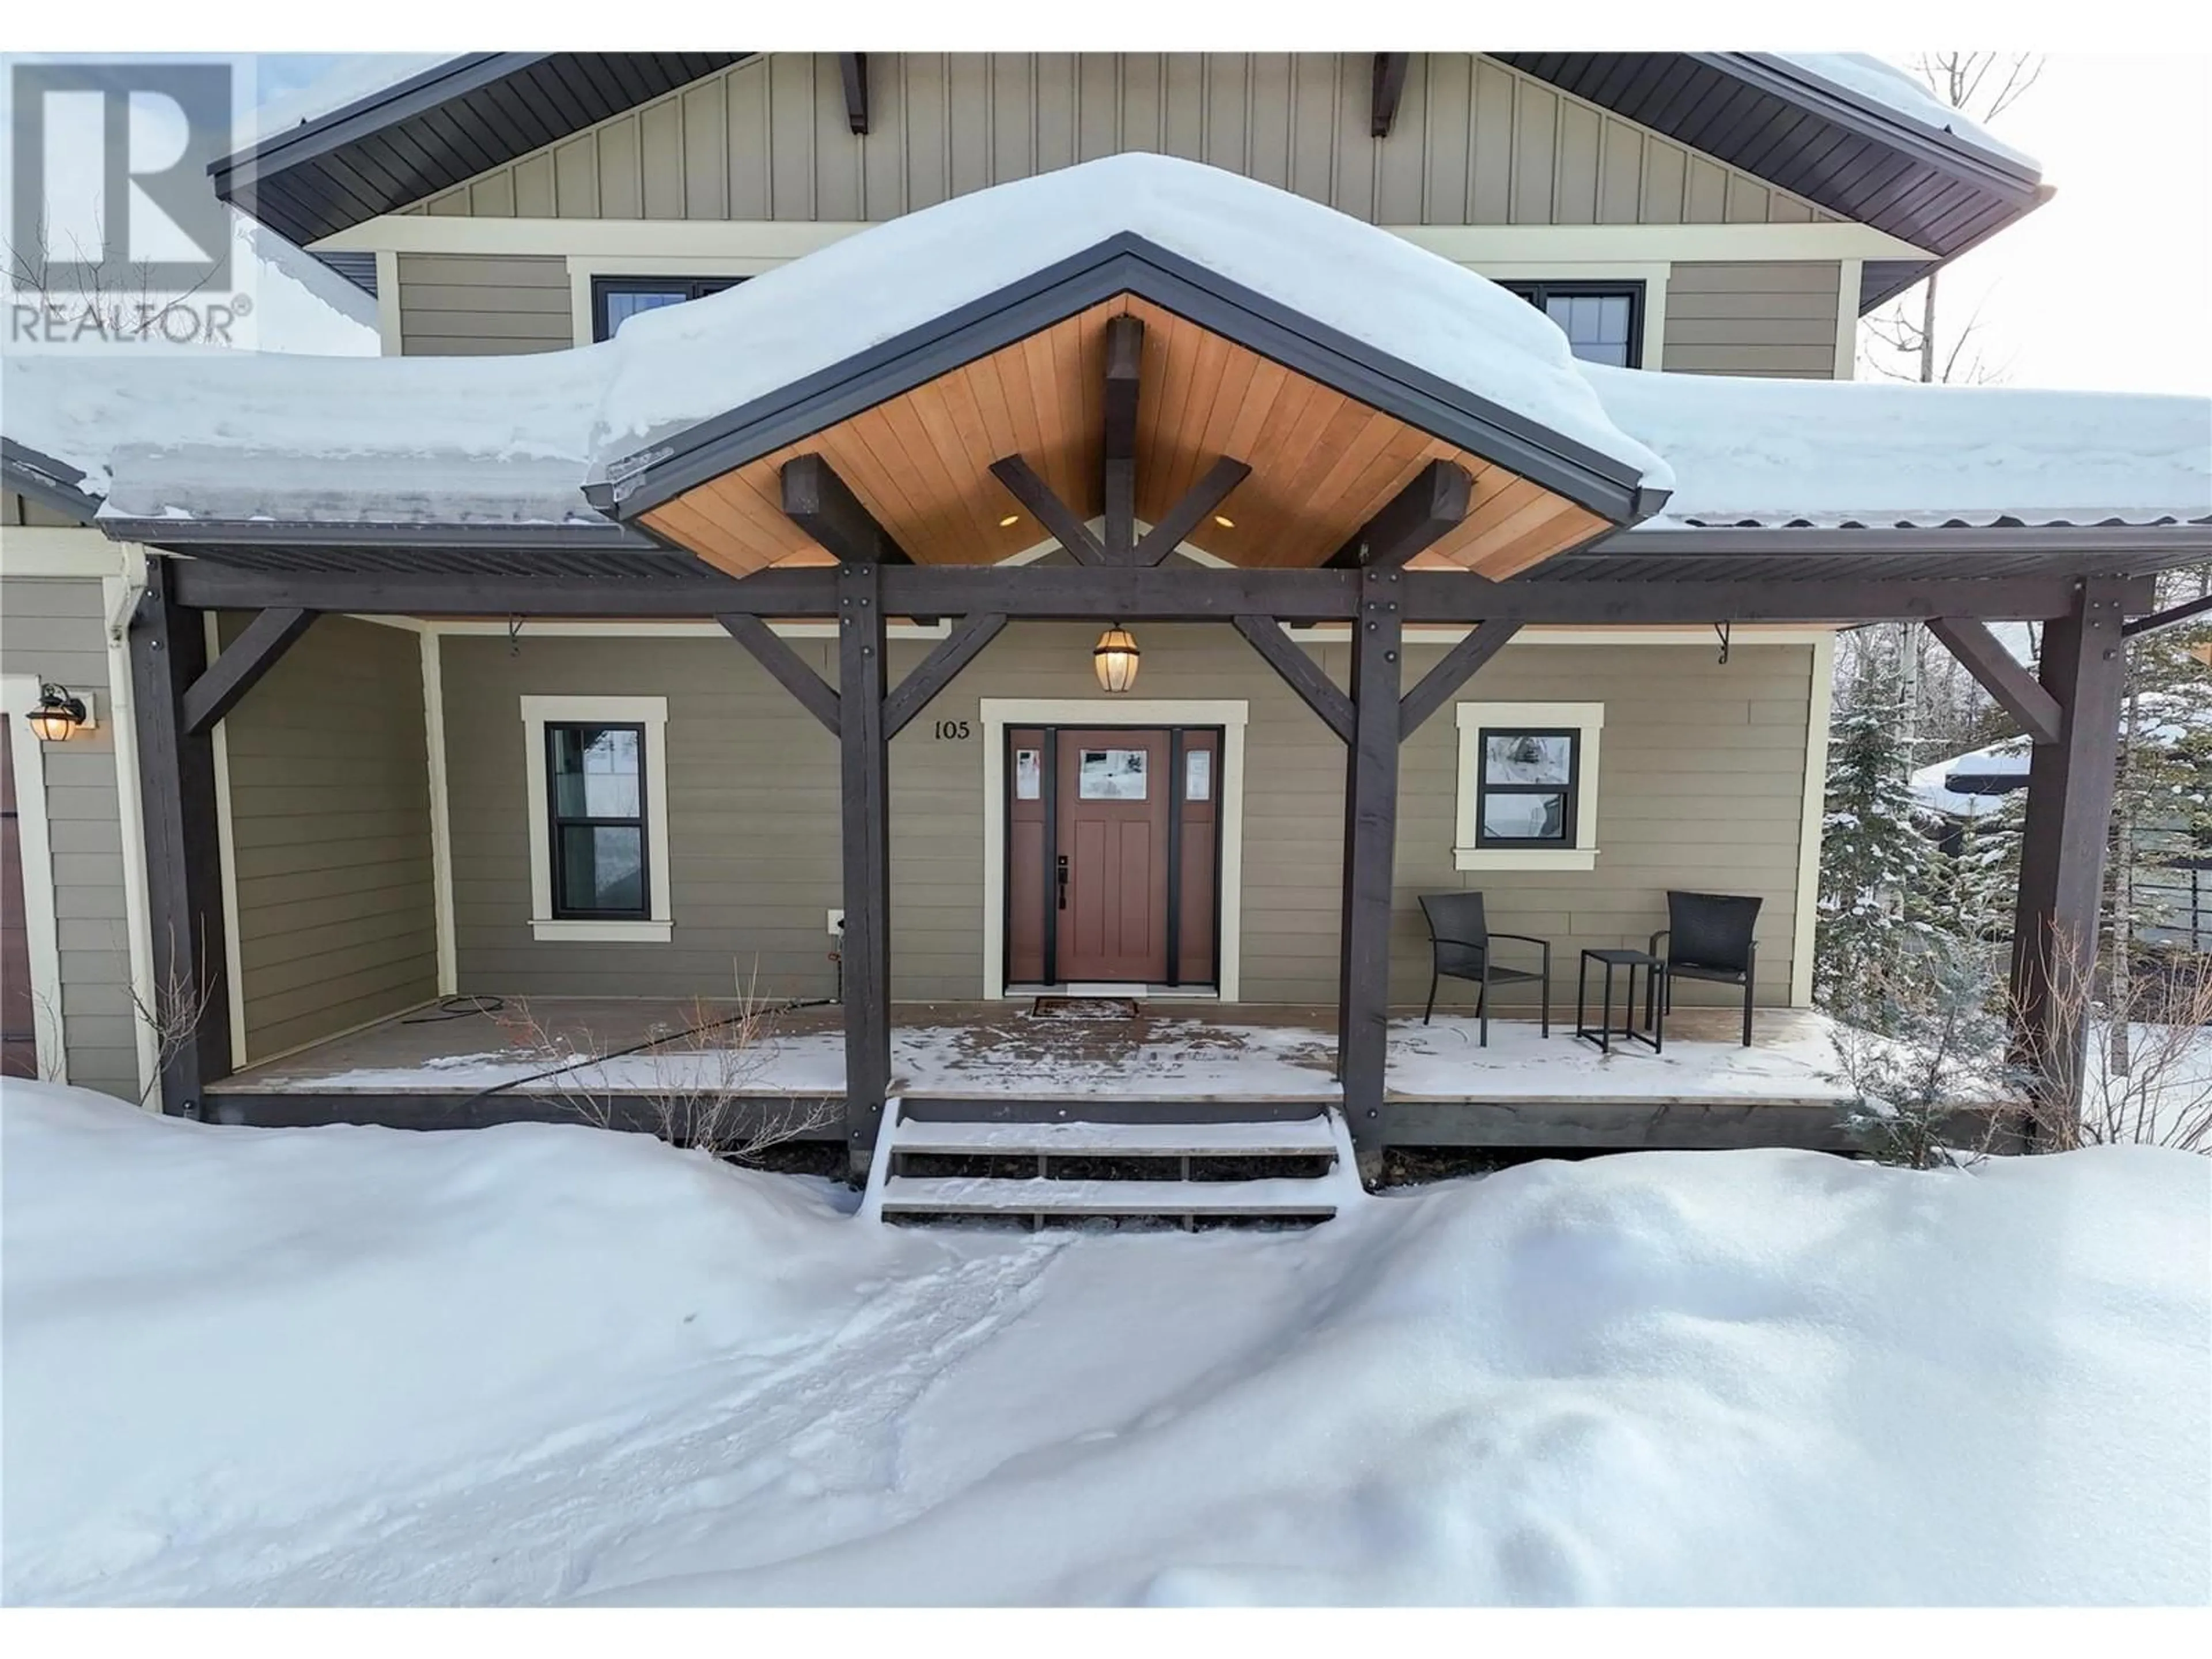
215,996 -> 1863,1112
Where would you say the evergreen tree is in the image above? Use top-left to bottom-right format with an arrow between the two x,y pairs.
1817,644 -> 1938,1021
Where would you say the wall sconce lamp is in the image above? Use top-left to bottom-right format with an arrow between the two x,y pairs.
25,682 -> 89,743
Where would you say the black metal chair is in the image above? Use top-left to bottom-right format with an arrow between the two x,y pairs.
1647,891 -> 1763,1047
1419,892 -> 1551,1047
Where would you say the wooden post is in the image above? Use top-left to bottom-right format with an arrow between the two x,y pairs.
2009,576 -> 2129,1118
838,561 -> 892,1171
128,555 -> 230,1114
1337,566 -> 1405,1175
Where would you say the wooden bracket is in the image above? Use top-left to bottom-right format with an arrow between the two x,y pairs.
1132,458 -> 1251,567
180,607 -> 317,736
1399,620 -> 1523,740
884,613 -> 1007,739
839,53 -> 869,135
1928,616 -> 2062,745
719,614 -> 841,737
990,454 -> 1107,566
1371,54 -> 1410,138
1233,615 -> 1353,743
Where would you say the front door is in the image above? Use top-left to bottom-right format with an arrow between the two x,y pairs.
1056,729 -> 1171,983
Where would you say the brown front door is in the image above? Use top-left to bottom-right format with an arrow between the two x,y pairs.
2,717 -> 39,1078
1056,729 -> 1172,984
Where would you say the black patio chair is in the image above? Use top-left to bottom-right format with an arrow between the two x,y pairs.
1419,892 -> 1551,1047
1647,890 -> 1763,1047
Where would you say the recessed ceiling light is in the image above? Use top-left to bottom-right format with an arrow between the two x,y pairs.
999,513 -> 1021,528
1213,514 -> 1236,529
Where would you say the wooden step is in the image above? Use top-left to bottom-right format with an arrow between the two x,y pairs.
888,1116 -> 1339,1158
878,1174 -> 1347,1218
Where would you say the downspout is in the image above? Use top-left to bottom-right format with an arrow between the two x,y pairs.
102,543 -> 162,1105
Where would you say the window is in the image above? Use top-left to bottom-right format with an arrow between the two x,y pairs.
521,696 -> 672,942
1454,702 -> 1605,871
590,276 -> 745,343
1501,281 -> 1642,369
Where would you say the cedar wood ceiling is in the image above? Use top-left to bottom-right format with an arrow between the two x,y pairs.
638,296 -> 1612,579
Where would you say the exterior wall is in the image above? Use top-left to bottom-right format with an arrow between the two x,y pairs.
408,54 -> 1833,229
1662,261 -> 1844,379
438,626 -> 1816,1010
216,614 -> 440,1059
5,493 -> 86,527
395,253 -> 571,357
0,574 -> 140,1096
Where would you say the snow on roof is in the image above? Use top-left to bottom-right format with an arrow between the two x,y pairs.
1581,364 -> 2212,532
1768,53 -> 2040,175
3,154 -> 2207,539
1911,738 -> 2032,818
589,154 -> 1668,492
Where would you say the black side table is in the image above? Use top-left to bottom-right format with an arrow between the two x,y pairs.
1575,948 -> 1665,1054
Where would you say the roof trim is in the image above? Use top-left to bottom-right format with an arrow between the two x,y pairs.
591,232 -> 1666,533
1,440 -> 103,525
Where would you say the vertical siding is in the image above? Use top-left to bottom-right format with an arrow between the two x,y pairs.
408,53 -> 1835,230
438,626 -> 1815,1010
0,575 -> 138,1097
218,615 -> 438,1060
395,253 -> 570,355
1662,262 -> 1844,378
5,493 -> 88,527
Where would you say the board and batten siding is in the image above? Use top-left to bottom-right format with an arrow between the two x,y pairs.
0,575 -> 139,1097
395,253 -> 571,356
215,614 -> 440,1059
438,626 -> 1815,1009
406,53 -> 1835,229
1662,261 -> 1843,379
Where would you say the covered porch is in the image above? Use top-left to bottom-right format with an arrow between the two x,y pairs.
205,996 -> 1906,1153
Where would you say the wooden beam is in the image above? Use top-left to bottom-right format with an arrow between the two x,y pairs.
1131,458 -> 1251,567
838,562 -> 891,1166
127,556 -> 230,1115
990,454 -> 1107,566
781,453 -> 911,565
1927,616 -> 2061,745
883,612 -> 1007,739
2009,577 -> 2130,1122
180,607 -> 316,736
168,562 -> 2153,628
1399,620 -> 1524,740
718,615 -> 840,737
1232,616 -> 1353,743
1103,315 -> 1143,562
2122,589 -> 2212,637
839,52 -> 869,134
1371,53 -> 1411,137
1338,566 -> 1406,1168
1326,459 -> 1473,570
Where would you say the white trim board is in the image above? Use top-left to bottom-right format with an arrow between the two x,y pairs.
979,697 -> 1248,1003
0,529 -> 123,578
1834,256 -> 1863,381
2,673 -> 69,1081
421,631 -> 458,995
319,214 -> 1931,265
519,694 -> 673,944
102,553 -> 159,1101
1792,632 -> 1836,1009
203,615 -> 249,1066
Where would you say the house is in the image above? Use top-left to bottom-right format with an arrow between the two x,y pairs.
3,52 -> 2209,1199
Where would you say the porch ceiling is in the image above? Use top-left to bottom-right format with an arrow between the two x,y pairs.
635,295 -> 1611,579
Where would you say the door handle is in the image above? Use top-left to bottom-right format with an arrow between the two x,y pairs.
1055,854 -> 1069,911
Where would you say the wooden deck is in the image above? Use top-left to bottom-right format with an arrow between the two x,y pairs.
203,997 -> 1909,1151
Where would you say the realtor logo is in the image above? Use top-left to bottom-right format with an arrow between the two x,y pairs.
10,62 -> 231,290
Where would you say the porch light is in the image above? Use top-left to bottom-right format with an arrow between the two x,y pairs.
998,513 -> 1021,528
1213,514 -> 1235,529
25,682 -> 86,743
1092,624 -> 1141,694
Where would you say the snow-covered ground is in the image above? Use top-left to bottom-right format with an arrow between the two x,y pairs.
5,1078 -> 2205,1607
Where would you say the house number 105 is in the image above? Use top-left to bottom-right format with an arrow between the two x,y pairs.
933,719 -> 972,740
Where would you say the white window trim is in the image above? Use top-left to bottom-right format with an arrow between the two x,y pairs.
520,694 -> 672,944
1455,702 -> 1606,872
2,673 -> 68,1081
978,697 -> 1248,1002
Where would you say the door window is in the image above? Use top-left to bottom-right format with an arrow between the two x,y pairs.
1078,749 -> 1148,801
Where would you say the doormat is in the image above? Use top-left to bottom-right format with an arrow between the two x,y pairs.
1029,997 -> 1141,1020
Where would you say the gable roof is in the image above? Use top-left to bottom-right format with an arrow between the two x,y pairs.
212,52 -> 2045,306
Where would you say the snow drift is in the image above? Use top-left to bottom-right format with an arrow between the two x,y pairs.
3,1078 -> 2206,1606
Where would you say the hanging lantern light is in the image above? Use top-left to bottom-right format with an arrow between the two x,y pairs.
1092,624 -> 1141,694
26,682 -> 86,743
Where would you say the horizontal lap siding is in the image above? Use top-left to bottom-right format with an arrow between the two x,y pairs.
0,575 -> 137,1096
395,253 -> 570,355
408,53 -> 1832,229
440,627 -> 1816,1009
1662,262 -> 1843,378
218,615 -> 438,1059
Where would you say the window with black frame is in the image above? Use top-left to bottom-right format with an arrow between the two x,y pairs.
546,723 -> 650,919
590,276 -> 745,343
1501,281 -> 1642,369
1475,729 -> 1580,848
